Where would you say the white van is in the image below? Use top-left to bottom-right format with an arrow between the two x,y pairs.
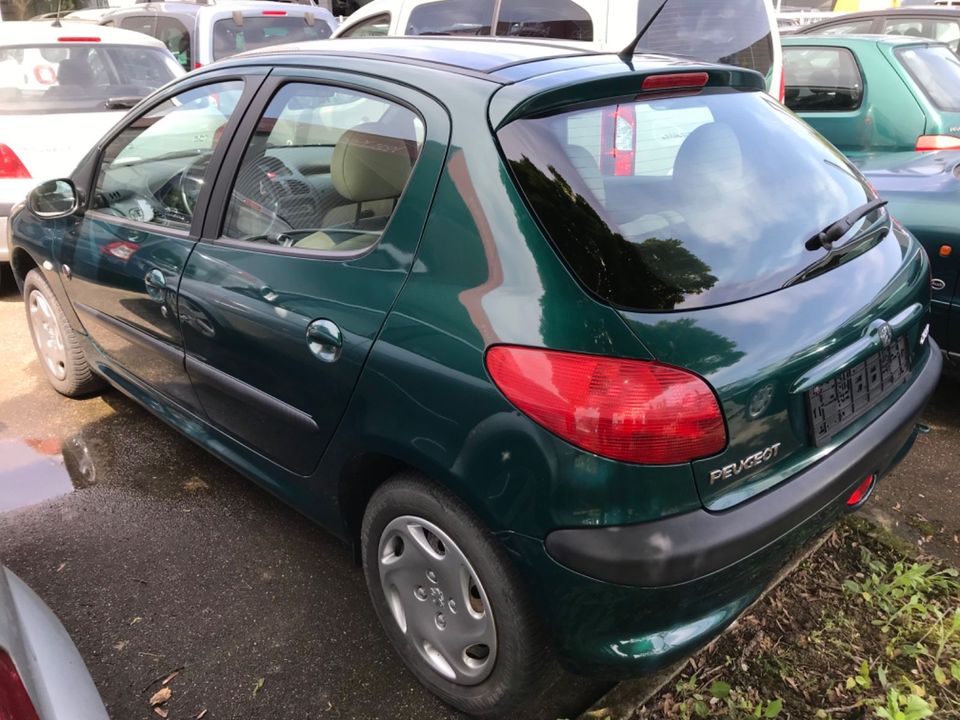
332,0 -> 784,98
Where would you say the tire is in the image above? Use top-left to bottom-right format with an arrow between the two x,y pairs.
23,268 -> 103,397
361,473 -> 561,719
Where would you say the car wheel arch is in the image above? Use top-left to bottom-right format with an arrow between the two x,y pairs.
10,246 -> 39,293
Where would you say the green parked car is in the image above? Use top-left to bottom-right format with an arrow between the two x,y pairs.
783,35 -> 960,357
9,38 -> 940,719
782,35 -> 960,155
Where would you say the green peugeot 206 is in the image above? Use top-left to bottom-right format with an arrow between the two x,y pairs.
9,37 -> 941,719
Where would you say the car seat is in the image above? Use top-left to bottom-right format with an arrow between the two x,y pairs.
45,57 -> 94,99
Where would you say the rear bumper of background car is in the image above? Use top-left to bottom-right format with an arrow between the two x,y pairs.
501,340 -> 941,677
2,568 -> 109,720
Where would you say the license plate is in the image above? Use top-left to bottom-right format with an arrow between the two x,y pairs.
807,337 -> 911,447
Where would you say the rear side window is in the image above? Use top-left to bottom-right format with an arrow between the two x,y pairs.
813,19 -> 875,35
495,0 -> 592,41
498,90 -> 875,311
635,0 -> 774,78
119,15 -> 156,35
212,16 -> 332,60
897,44 -> 960,110
406,0 -> 494,36
157,16 -> 191,70
783,46 -> 863,112
341,13 -> 391,37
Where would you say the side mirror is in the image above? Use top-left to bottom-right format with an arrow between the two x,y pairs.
27,179 -> 80,219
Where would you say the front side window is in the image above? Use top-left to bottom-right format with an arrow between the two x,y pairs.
222,83 -> 423,254
0,43 -> 180,114
635,0 -> 774,79
495,0 -> 592,41
341,13 -> 391,38
783,46 -> 864,112
406,0 -> 494,36
211,16 -> 333,61
92,81 -> 244,229
499,90 -> 875,311
897,44 -> 960,111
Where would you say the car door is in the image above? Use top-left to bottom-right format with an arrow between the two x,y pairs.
56,73 -> 261,410
178,72 -> 449,476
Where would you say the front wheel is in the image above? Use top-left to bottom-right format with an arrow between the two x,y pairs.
23,269 -> 102,397
361,474 -> 560,719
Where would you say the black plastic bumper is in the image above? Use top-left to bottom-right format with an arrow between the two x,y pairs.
545,340 -> 942,588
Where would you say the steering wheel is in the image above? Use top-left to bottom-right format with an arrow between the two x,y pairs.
178,153 -> 214,218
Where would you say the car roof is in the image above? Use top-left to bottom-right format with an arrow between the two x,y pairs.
0,20 -> 167,47
104,1 -> 333,20
798,5 -> 960,29
783,33 -> 945,48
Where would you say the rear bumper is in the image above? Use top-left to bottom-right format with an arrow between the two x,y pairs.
504,340 -> 940,676
2,568 -> 109,720
545,339 -> 941,588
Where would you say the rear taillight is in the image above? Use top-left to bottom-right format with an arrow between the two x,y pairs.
778,66 -> 786,104
0,146 -> 30,179
0,649 -> 40,720
485,346 -> 726,465
600,105 -> 636,177
916,134 -> 960,151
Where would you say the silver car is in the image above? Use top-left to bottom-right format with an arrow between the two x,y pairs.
0,565 -> 108,720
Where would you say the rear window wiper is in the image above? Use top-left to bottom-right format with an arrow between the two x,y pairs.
804,198 -> 888,252
105,96 -> 144,110
785,198 -> 890,289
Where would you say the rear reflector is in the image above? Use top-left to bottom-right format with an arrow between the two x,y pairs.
0,145 -> 30,179
57,36 -> 101,42
641,72 -> 709,92
262,9 -> 286,15
485,346 -> 726,465
0,649 -> 40,720
778,66 -> 786,104
846,475 -> 876,507
916,134 -> 960,151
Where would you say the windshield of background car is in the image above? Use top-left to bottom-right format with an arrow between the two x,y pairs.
0,43 -> 179,115
897,44 -> 960,111
636,0 -> 775,79
212,16 -> 332,60
498,89 -> 878,311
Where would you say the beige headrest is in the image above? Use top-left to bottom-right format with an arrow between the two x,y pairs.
332,123 -> 414,203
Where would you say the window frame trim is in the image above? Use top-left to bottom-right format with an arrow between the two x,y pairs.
204,74 -> 429,261
782,44 -> 867,114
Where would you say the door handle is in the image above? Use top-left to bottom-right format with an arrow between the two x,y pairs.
306,319 -> 342,363
144,269 -> 166,302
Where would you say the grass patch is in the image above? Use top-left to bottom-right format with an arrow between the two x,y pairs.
631,524 -> 960,720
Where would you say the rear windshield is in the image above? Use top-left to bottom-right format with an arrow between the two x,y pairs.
0,44 -> 179,115
498,89 -> 875,311
212,16 -> 333,60
636,0 -> 775,79
897,44 -> 960,112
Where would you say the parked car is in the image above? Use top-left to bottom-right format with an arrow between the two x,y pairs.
783,35 -> 960,357
782,35 -> 960,155
0,563 -> 109,720
0,22 -> 184,292
101,0 -> 337,70
795,6 -> 960,52
332,0 -> 785,97
9,37 -> 940,718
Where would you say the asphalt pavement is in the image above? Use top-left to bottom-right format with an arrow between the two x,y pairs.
1,267 -> 958,720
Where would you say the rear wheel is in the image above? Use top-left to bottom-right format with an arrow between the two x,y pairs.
361,474 -> 560,719
23,269 -> 102,397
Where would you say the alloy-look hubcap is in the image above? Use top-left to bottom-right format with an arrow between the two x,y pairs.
28,290 -> 67,381
378,515 -> 497,685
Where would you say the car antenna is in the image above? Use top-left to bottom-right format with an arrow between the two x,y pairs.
51,0 -> 63,27
618,0 -> 670,62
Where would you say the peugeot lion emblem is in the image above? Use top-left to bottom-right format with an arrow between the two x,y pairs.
878,322 -> 893,348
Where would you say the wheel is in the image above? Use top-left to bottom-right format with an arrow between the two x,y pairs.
23,269 -> 103,397
361,473 -> 560,719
